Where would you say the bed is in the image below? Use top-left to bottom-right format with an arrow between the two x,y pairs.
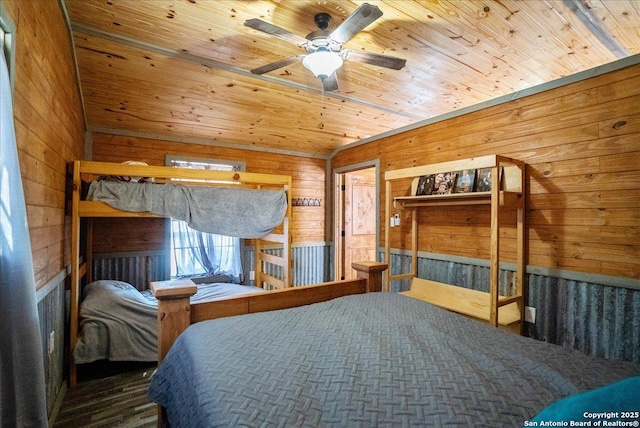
68,160 -> 293,386
72,279 -> 264,364
148,266 -> 640,427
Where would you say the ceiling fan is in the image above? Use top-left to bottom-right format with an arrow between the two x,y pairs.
244,3 -> 406,92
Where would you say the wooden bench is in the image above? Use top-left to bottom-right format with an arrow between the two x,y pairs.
400,278 -> 522,333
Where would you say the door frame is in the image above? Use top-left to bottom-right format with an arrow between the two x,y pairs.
331,160 -> 380,281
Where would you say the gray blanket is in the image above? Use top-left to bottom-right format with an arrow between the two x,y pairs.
72,280 -> 264,364
149,293 -> 640,427
87,180 -> 287,238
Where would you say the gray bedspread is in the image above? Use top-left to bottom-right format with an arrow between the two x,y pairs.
148,293 -> 640,427
72,280 -> 264,364
87,180 -> 287,238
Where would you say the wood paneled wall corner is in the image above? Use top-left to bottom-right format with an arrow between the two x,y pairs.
5,0 -> 86,289
332,62 -> 640,281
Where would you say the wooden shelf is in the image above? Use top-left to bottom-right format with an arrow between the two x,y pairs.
400,279 -> 522,326
384,155 -> 527,332
393,191 -> 522,209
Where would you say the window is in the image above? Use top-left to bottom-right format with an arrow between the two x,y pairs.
166,156 -> 245,280
0,2 -> 16,92
168,156 -> 245,173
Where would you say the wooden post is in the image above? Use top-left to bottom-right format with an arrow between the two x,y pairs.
69,161 -> 81,387
86,219 -> 94,283
352,261 -> 388,292
516,164 -> 527,335
489,163 -> 501,327
150,279 -> 198,363
384,179 -> 391,291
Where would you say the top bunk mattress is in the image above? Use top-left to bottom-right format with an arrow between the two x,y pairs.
86,180 -> 287,238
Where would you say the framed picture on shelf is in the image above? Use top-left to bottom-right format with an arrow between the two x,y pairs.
475,167 -> 503,192
415,174 -> 436,195
452,169 -> 476,193
432,172 -> 456,195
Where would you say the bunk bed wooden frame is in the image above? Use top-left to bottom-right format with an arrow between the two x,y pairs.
68,160 -> 293,387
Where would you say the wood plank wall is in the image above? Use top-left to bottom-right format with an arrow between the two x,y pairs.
332,62 -> 640,281
5,0 -> 85,288
89,132 -> 326,251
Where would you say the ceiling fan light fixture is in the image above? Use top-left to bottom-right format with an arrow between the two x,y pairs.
302,49 -> 343,79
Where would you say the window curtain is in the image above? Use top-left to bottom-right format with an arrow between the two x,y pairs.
171,219 -> 242,279
0,50 -> 48,426
168,159 -> 243,280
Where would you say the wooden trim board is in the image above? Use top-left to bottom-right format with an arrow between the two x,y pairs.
400,278 -> 521,326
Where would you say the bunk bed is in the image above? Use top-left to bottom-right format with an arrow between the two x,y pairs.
148,271 -> 640,426
68,160 -> 293,387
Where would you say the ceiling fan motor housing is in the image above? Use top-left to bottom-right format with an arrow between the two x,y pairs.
314,12 -> 332,30
304,33 -> 342,54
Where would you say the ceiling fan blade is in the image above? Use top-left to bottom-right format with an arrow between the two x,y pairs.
250,56 -> 302,75
344,50 -> 406,70
321,72 -> 339,92
244,18 -> 309,46
329,3 -> 383,44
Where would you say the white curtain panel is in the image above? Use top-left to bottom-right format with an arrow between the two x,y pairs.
0,49 -> 48,426
171,219 -> 243,278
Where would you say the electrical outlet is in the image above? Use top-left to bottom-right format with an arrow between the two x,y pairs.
524,306 -> 536,324
390,216 -> 395,228
249,270 -> 255,281
394,214 -> 400,226
48,331 -> 55,354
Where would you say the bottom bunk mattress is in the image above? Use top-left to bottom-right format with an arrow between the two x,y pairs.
149,292 -> 640,427
72,279 -> 264,363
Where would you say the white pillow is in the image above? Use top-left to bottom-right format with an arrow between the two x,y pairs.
115,160 -> 154,183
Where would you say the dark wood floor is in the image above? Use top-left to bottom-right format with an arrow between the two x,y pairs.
53,362 -> 157,428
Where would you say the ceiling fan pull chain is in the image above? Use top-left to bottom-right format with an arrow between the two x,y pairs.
318,88 -> 325,130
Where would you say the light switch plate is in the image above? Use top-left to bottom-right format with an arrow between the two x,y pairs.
524,306 -> 536,324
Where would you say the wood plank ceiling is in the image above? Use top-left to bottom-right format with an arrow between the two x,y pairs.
63,0 -> 640,158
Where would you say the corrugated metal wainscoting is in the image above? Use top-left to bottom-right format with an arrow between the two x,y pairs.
527,275 -> 640,363
92,245 -> 334,290
36,271 -> 66,417
244,243 -> 333,287
386,251 -> 640,363
92,251 -> 168,290
386,252 -> 515,296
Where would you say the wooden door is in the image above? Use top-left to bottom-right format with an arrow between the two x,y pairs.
342,168 -> 376,280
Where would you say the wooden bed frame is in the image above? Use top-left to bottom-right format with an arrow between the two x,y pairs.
150,261 -> 388,363
151,261 -> 387,427
68,160 -> 293,387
